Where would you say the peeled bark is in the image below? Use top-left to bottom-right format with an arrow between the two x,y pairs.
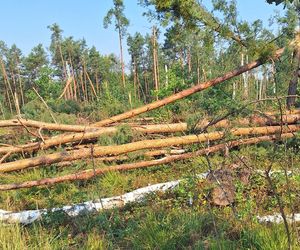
0,133 -> 294,190
93,48 -> 285,127
0,125 -> 299,173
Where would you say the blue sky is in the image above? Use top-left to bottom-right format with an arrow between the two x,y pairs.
0,0 -> 284,63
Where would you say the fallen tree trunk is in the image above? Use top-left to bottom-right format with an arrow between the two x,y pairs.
92,48 -> 285,127
0,123 -> 190,155
56,149 -> 186,167
1,113 -> 299,156
0,179 -> 184,224
257,213 -> 300,224
0,125 -> 299,173
0,133 -> 294,190
264,109 -> 300,116
1,113 -> 299,132
0,118 -> 99,132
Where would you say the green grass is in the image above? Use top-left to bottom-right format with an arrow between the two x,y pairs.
0,138 -> 300,249
1,200 -> 298,249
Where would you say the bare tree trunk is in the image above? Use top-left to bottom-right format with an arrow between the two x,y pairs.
17,72 -> 24,106
84,68 -> 89,101
79,71 -> 86,102
0,58 -> 16,113
152,26 -> 159,99
197,56 -> 200,84
135,60 -> 141,101
232,81 -> 236,100
15,56 -> 25,106
156,41 -> 160,91
85,71 -> 97,100
242,53 -> 249,99
287,48 -> 300,109
187,47 -> 192,76
95,71 -> 100,96
144,72 -> 149,101
118,26 -> 126,88
59,45 -> 67,80
69,57 -> 77,101
133,57 -> 137,100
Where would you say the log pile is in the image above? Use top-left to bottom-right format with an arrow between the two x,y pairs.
0,46 -> 299,193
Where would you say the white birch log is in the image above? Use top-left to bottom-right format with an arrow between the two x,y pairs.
0,170 -> 297,225
257,213 -> 300,224
0,176 -> 209,225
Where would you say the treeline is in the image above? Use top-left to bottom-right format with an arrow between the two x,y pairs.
0,0 -> 298,120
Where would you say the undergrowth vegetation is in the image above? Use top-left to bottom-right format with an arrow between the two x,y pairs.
1,139 -> 300,249
1,0 -> 300,249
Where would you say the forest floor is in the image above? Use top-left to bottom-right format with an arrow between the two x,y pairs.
0,116 -> 300,249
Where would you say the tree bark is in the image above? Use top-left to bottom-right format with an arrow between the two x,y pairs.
0,133 -> 293,190
0,124 -> 298,173
0,113 -> 299,132
152,26 -> 159,99
287,48 -> 300,109
118,26 -> 126,88
56,149 -> 186,168
0,114 -> 299,156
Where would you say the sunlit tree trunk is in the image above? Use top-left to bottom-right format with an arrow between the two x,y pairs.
118,25 -> 126,88
152,26 -> 159,99
241,53 -> 249,99
79,70 -> 86,102
187,47 -> 192,77
197,56 -> 200,84
0,58 -> 14,114
287,47 -> 300,109
165,64 -> 169,87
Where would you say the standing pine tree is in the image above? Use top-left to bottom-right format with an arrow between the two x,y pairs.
103,0 -> 129,88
